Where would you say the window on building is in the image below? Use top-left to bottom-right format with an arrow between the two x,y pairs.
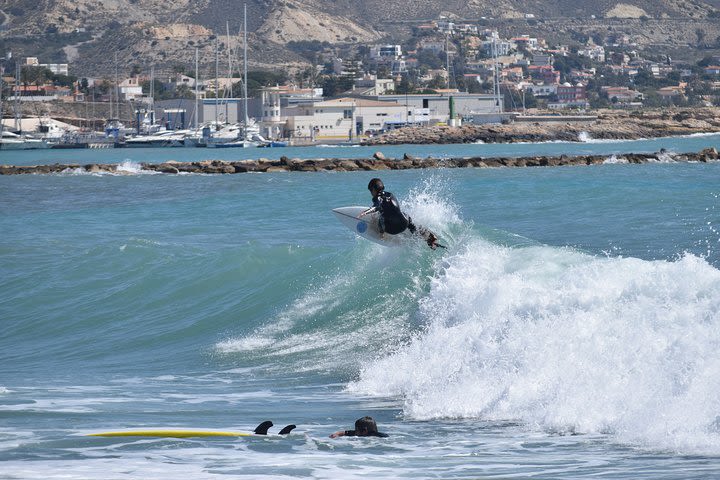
343,109 -> 352,119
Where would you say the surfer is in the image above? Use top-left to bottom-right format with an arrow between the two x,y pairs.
329,416 -> 389,438
359,178 -> 440,249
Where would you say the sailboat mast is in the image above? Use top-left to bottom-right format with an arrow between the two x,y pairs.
115,52 -> 120,122
243,2 -> 248,140
215,38 -> 219,125
195,48 -> 199,129
0,66 -> 4,136
14,63 -> 20,132
226,21 -> 231,125
150,65 -> 155,129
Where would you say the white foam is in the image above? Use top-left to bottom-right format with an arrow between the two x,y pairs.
603,155 -> 628,164
116,160 -> 159,175
350,240 -> 720,454
59,161 -> 158,176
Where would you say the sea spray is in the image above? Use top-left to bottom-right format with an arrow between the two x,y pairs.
349,240 -> 720,454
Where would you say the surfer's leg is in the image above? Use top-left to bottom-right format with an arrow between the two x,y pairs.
407,216 -> 417,234
409,220 -> 439,249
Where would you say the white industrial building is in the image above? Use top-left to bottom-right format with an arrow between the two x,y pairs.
285,97 -> 407,142
369,92 -> 503,124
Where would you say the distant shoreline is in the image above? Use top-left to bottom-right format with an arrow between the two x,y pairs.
362,108 -> 720,146
2,148 -> 718,175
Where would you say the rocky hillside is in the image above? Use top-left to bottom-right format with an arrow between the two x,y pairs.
1,0 -> 719,76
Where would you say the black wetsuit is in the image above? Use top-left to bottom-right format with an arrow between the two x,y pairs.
343,430 -> 389,438
371,191 -> 417,235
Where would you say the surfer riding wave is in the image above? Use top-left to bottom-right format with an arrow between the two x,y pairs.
359,178 -> 442,249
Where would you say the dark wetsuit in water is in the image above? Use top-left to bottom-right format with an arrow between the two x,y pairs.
371,191 -> 417,235
342,430 -> 389,438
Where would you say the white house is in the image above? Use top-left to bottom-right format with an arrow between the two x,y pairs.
25,57 -> 69,76
419,39 -> 447,54
370,45 -> 403,60
119,77 -> 144,101
353,75 -> 396,95
526,83 -> 558,97
578,45 -> 606,63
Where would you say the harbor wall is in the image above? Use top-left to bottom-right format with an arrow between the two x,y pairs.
1,148 -> 718,175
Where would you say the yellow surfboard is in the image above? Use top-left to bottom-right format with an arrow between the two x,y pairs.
88,429 -> 255,438
87,421 -> 296,438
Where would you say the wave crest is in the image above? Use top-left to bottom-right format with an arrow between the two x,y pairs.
350,241 -> 720,453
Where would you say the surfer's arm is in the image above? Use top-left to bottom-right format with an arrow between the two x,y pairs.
358,207 -> 376,217
330,430 -> 352,438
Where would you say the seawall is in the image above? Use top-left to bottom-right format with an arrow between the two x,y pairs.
1,149 -> 718,175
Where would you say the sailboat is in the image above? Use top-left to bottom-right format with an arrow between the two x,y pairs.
205,4 -> 261,148
0,130 -> 50,150
0,65 -> 50,150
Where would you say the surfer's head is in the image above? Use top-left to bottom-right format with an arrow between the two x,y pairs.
354,416 -> 380,436
368,178 -> 384,195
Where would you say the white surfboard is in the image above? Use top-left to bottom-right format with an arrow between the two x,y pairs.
332,206 -> 407,247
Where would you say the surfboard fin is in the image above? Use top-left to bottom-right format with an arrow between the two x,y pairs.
254,420 -> 273,435
278,424 -> 296,435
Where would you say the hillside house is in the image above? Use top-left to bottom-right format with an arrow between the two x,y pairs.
370,45 -> 403,60
526,84 -> 557,97
119,77 -> 144,101
555,83 -> 588,106
353,75 -> 396,96
578,45 -> 606,63
657,85 -> 686,99
528,65 -> 560,84
24,57 -> 69,76
601,86 -> 643,103
512,35 -> 539,51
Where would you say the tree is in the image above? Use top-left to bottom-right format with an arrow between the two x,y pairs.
467,79 -> 484,93
395,76 -> 412,94
502,87 -> 537,111
632,69 -> 657,89
21,66 -> 53,86
141,79 -> 170,100
174,84 -> 195,99
51,73 -> 77,88
427,74 -> 447,89
320,75 -> 353,97
697,55 -> 714,67
416,49 -> 444,70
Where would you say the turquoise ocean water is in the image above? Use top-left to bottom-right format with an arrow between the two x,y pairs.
1,135 -> 720,478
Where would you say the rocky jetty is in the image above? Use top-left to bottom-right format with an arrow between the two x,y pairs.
1,149 -> 718,175
362,108 -> 720,145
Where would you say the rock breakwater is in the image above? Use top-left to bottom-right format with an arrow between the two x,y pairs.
1,149 -> 718,175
